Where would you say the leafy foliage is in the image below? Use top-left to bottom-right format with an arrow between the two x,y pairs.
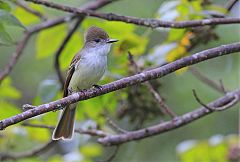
177,135 -> 240,162
0,2 -> 25,45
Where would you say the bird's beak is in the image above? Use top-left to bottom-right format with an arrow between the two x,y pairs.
106,39 -> 118,43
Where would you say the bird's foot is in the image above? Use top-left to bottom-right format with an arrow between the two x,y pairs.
93,84 -> 103,91
68,87 -> 74,95
77,87 -> 87,93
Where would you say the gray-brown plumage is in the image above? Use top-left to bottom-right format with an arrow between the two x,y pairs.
52,26 -> 118,140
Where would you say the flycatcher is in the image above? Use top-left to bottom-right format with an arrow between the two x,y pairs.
52,26 -> 118,140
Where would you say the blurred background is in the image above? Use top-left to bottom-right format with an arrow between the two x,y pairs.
0,0 -> 239,161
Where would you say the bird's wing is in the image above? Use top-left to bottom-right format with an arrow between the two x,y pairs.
63,52 -> 81,97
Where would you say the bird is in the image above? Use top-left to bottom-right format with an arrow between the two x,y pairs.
52,26 -> 118,140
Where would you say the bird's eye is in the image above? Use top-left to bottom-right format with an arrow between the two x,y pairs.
94,39 -> 101,43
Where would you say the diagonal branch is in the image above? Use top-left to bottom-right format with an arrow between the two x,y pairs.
0,140 -> 56,161
15,0 -> 47,21
0,42 -> 239,130
24,0 -> 240,29
98,89 -> 240,146
189,67 -> 227,94
0,32 -> 31,84
128,52 -> 177,118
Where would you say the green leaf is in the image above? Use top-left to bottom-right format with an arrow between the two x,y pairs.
205,5 -> 227,14
0,9 -> 25,29
0,77 -> 21,99
0,1 -> 11,11
80,143 -> 103,158
26,127 -> 50,142
36,24 -> 66,59
60,32 -> 83,70
0,23 -> 13,45
0,100 -> 20,119
12,3 -> 44,26
167,29 -> 186,42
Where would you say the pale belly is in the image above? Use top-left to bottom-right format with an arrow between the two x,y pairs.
69,56 -> 107,91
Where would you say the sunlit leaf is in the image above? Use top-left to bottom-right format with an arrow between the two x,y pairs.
80,143 -> 103,158
190,1 -> 202,12
0,9 -> 25,29
0,77 -> 21,99
36,24 -> 66,59
0,23 -> 12,45
177,135 -> 240,162
175,67 -> 188,74
26,127 -> 50,142
0,101 -> 20,119
114,33 -> 149,55
166,45 -> 187,62
48,155 -> 63,162
12,3 -> 44,26
0,1 -> 11,11
168,29 -> 186,42
205,5 -> 227,14
60,32 -> 83,70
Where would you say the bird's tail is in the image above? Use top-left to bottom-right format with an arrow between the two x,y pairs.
52,105 -> 76,140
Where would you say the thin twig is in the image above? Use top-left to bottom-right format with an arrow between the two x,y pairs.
128,52 -> 177,118
24,0 -> 240,29
0,32 -> 31,84
219,79 -> 227,94
192,89 -> 239,111
98,146 -> 120,162
189,67 -> 227,94
225,0 -> 239,11
0,42 -> 239,130
22,123 -> 108,137
106,117 -> 128,134
98,89 -> 240,146
15,0 -> 47,21
0,140 -> 56,161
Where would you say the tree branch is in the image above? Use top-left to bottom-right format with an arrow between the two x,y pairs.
0,32 -> 31,84
189,67 -> 227,94
15,0 -> 47,21
98,89 -> 240,146
22,123 -> 108,137
24,0 -> 240,29
0,42 -> 239,130
128,52 -> 177,118
0,140 -> 56,161
225,0 -> 239,11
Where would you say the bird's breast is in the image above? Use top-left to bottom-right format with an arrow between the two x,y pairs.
69,54 -> 107,91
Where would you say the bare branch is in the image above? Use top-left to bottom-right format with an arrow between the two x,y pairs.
128,52 -> 177,118
225,0 -> 239,11
24,0 -> 240,29
15,0 -> 47,21
0,42 -> 239,130
98,146 -> 120,162
0,32 -> 31,84
106,117 -> 128,134
192,89 -> 239,111
0,140 -> 56,161
98,89 -> 240,146
22,123 -> 108,137
189,67 -> 227,94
